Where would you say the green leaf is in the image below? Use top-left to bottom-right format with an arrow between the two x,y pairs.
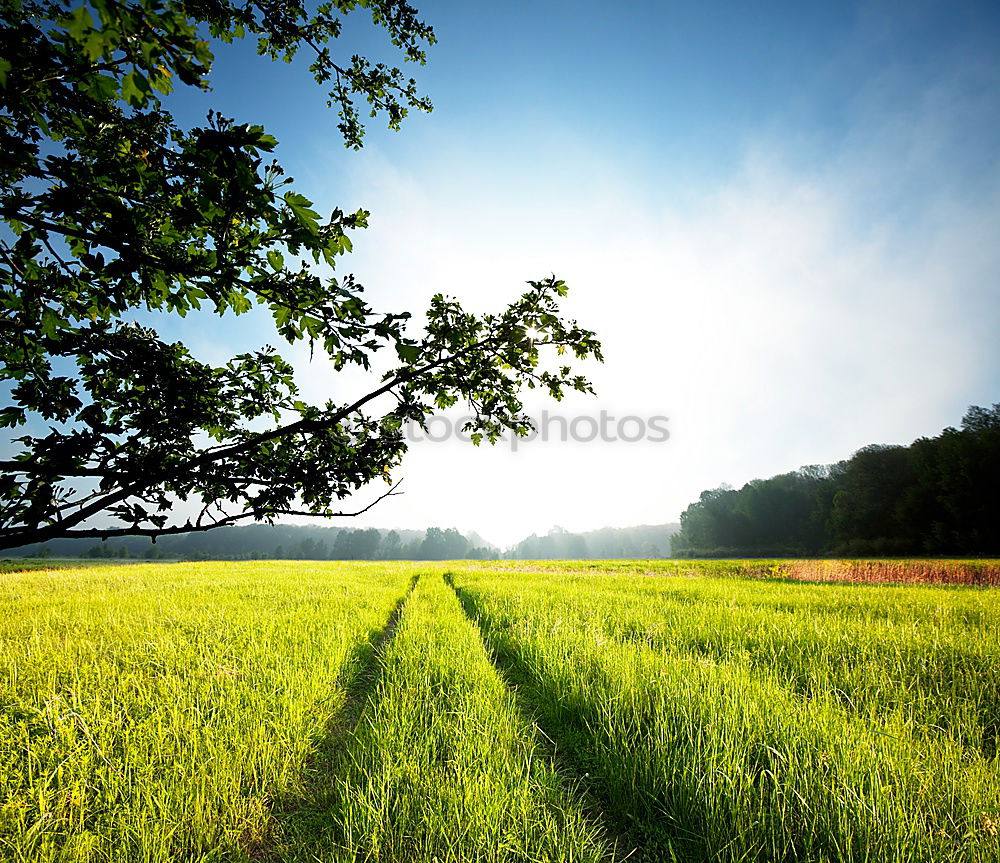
249,126 -> 278,150
40,309 -> 61,338
80,73 -> 119,102
121,70 -> 150,107
396,343 -> 421,363
65,6 -> 94,43
83,31 -> 105,62
274,306 -> 292,327
0,59 -> 10,88
0,407 -> 25,428
284,192 -> 321,235
266,250 -> 284,271
150,64 -> 174,95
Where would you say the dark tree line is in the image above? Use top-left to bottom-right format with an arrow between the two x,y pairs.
673,404 -> 1000,557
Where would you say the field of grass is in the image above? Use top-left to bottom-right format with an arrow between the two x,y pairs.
1,559 -> 997,861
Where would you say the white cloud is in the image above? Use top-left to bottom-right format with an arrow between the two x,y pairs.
279,75 -> 1000,547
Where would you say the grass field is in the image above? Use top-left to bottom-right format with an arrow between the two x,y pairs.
1,560 -> 997,861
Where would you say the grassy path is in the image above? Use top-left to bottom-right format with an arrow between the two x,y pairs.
282,570 -> 614,862
261,572 -> 420,858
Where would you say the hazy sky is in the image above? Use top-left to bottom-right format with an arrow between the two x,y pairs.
163,0 -> 1000,546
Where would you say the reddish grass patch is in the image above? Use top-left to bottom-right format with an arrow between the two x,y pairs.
776,559 -> 1000,587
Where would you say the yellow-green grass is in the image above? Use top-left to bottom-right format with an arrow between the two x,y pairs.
3,558 -> 999,862
451,563 -> 1000,861
454,568 -> 1000,755
0,561 -> 414,861
279,571 -> 610,862
0,559 -> 138,573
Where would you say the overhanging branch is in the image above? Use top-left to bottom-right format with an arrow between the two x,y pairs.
0,481 -> 403,550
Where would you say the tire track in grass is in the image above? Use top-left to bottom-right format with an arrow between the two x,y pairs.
298,571 -> 614,863
258,573 -> 420,861
329,572 -> 422,738
444,573 -> 643,863
450,580 -> 748,862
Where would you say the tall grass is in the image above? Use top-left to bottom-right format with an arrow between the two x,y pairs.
452,566 -> 1000,862
3,559 -> 997,862
456,569 -> 1000,757
780,559 -> 1000,586
0,561 -> 412,862
289,571 -> 611,862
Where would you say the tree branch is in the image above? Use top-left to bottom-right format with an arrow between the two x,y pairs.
0,481 -> 403,550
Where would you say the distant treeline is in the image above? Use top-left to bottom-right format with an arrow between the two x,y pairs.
506,524 -> 677,559
673,403 -> 1000,557
9,525 -> 499,562
9,521 -> 679,562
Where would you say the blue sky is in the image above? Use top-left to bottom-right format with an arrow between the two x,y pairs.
162,0 -> 1000,545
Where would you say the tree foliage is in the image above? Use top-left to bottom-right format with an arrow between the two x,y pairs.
673,404 -> 1000,557
0,0 -> 603,550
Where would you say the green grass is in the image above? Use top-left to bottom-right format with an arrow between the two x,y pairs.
275,571 -> 609,862
0,558 -> 138,573
454,569 -> 1000,754
1,559 -> 998,862
451,565 -> 1000,861
0,561 -> 413,861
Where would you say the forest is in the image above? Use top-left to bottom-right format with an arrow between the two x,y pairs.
7,523 -> 678,562
672,403 -> 1000,557
7,526 -> 492,562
